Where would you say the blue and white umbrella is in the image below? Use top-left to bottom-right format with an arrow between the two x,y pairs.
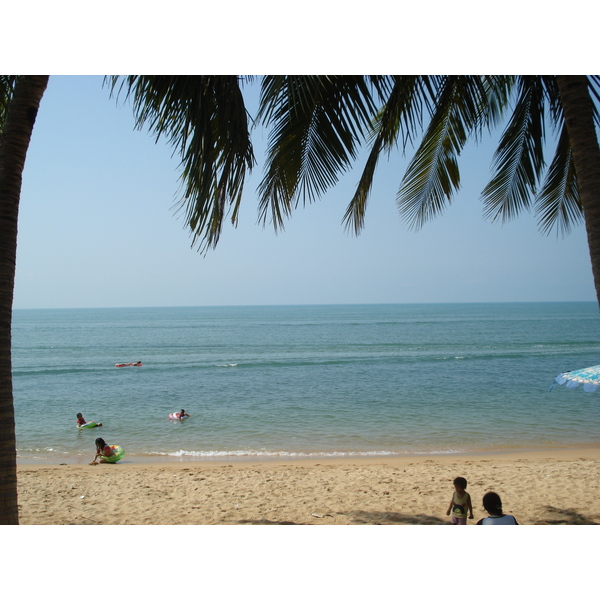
553,364 -> 600,392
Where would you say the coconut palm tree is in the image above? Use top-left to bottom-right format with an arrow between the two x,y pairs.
256,75 -> 600,304
0,75 -> 255,524
0,75 -> 49,524
555,76 -> 600,302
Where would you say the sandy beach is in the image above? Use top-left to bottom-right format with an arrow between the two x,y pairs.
16,447 -> 600,525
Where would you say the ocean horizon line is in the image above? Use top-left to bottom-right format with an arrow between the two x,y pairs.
12,299 -> 598,312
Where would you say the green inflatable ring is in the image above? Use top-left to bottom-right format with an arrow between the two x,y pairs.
101,445 -> 124,463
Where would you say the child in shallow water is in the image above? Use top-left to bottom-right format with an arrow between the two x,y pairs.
169,409 -> 189,419
446,476 -> 474,524
76,413 -> 102,427
90,438 -> 114,464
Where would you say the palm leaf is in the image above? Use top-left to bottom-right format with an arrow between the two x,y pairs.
257,76 -> 383,230
587,75 -> 600,131
108,75 -> 255,252
536,122 -> 582,235
0,76 -> 19,131
397,76 -> 493,229
481,76 -> 547,222
343,76 -> 438,234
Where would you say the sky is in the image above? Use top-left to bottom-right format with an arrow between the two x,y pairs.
12,75 -> 597,309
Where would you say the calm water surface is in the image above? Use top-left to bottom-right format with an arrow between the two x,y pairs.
12,303 -> 600,463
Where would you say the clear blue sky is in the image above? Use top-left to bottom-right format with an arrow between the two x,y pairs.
13,75 -> 596,309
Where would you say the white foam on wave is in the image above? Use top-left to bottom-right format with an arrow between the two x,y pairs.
148,448 -> 464,459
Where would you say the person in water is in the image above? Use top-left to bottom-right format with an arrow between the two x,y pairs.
169,409 -> 190,420
446,476 -> 474,524
90,438 -> 114,465
476,492 -> 519,525
76,413 -> 102,427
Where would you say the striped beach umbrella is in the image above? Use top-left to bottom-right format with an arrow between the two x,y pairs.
554,364 -> 600,392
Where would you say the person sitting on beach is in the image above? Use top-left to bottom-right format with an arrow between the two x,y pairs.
90,438 -> 114,465
446,476 -> 474,524
476,492 -> 519,525
77,413 -> 102,427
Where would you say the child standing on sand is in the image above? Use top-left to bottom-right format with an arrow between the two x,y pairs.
446,476 -> 474,524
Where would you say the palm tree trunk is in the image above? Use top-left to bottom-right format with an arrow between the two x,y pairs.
0,75 -> 48,524
556,75 -> 600,309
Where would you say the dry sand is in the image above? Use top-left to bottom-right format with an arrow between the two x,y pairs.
16,447 -> 600,525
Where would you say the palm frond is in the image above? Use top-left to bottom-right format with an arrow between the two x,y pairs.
0,76 -> 19,132
343,76 -> 436,234
587,75 -> 600,131
543,75 -> 600,140
107,75 -> 255,252
480,75 -> 515,131
481,76 -> 548,222
257,76 -> 384,230
536,122 -> 582,235
539,76 -> 563,126
397,76 -> 492,229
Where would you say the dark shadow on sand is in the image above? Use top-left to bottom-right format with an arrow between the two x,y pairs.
344,510 -> 447,525
236,519 -> 302,525
235,511 -> 447,525
534,506 -> 598,525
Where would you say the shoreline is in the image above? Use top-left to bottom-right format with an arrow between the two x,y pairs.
17,446 -> 600,525
16,442 -> 600,466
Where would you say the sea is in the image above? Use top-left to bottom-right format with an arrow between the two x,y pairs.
11,302 -> 600,464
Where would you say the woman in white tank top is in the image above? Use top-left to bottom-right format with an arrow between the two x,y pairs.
476,491 -> 519,525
